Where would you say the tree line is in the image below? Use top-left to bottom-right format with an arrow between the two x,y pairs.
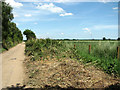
1,1 -> 23,50
1,0 -> 36,51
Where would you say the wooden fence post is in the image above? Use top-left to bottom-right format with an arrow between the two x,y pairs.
117,46 -> 120,60
89,45 -> 91,54
74,44 -> 76,48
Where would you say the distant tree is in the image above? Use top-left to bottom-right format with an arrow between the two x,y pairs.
103,37 -> 106,40
73,39 -> 76,41
108,38 -> 111,40
23,29 -> 36,40
64,39 -> 70,41
117,37 -> 120,41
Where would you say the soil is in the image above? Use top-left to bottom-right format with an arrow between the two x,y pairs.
2,42 -> 25,88
24,57 -> 120,89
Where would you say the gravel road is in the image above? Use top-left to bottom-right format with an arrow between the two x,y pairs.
1,42 -> 25,88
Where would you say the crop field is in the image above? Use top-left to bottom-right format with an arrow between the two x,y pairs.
25,39 -> 120,76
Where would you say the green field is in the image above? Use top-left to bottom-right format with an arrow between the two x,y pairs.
25,39 -> 120,76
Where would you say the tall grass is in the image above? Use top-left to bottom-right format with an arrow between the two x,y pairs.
65,41 -> 120,75
25,39 -> 120,76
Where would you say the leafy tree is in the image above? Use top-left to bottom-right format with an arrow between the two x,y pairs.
108,38 -> 111,41
117,37 -> 120,41
23,29 -> 36,40
0,2 -> 2,42
2,1 -> 13,39
2,1 -> 23,50
103,37 -> 106,40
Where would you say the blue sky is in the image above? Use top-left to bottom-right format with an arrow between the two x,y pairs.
6,0 -> 119,39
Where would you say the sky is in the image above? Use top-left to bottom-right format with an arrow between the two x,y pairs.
5,0 -> 119,40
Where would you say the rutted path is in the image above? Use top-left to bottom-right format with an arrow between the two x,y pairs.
2,42 -> 25,88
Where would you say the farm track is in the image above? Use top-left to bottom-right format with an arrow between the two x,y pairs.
1,42 -> 25,89
24,57 -> 120,89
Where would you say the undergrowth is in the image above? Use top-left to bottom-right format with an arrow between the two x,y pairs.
25,39 -> 120,76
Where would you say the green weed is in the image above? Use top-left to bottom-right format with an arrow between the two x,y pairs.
25,39 -> 120,76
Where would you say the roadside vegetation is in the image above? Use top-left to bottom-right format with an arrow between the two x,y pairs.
25,39 -> 120,76
1,1 -> 23,51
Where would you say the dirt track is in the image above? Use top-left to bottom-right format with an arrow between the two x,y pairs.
2,42 -> 25,88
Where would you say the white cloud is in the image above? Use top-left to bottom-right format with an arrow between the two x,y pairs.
60,13 -> 73,16
56,0 -> 119,2
61,33 -> 64,35
36,3 -> 73,16
112,7 -> 118,10
5,0 -> 23,8
97,0 -> 119,3
46,33 -> 49,34
16,0 -> 119,2
83,28 -> 92,38
13,12 -> 19,17
16,23 -> 19,26
98,0 -> 107,3
83,28 -> 92,34
36,3 -> 65,13
93,25 -> 117,30
24,14 -> 32,17
54,0 -> 71,3
34,22 -> 38,24
14,14 -> 19,17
